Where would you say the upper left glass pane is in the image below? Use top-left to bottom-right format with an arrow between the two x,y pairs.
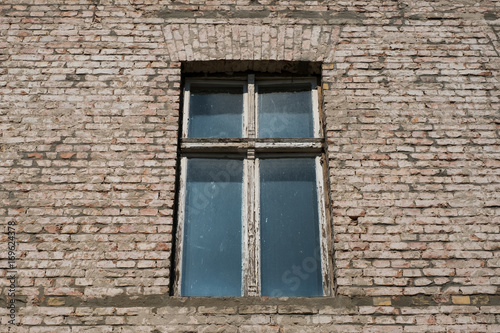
187,84 -> 244,138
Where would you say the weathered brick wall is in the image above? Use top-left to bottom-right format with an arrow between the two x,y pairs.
1,0 -> 499,332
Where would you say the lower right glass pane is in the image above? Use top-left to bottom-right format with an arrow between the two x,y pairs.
260,158 -> 323,297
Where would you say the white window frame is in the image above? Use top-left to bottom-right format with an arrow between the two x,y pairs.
174,74 -> 334,297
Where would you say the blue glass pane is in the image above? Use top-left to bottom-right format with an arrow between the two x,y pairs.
188,85 -> 243,138
181,158 -> 243,296
260,158 -> 323,297
258,84 -> 314,138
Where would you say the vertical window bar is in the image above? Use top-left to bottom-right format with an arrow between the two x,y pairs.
244,151 -> 259,296
243,82 -> 250,138
316,155 -> 331,296
182,83 -> 191,139
242,158 -> 250,296
311,81 -> 321,138
244,74 -> 257,295
247,74 -> 256,138
254,156 -> 261,296
173,157 -> 188,296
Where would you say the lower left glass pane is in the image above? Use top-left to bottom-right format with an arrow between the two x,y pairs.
181,158 -> 243,296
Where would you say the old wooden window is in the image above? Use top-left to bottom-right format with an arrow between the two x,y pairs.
174,74 -> 333,297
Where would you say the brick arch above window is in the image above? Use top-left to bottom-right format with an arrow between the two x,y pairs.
162,24 -> 340,62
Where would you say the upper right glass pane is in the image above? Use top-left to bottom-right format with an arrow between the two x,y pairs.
257,83 -> 314,138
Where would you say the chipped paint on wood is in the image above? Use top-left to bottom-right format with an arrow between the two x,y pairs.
173,156 -> 188,296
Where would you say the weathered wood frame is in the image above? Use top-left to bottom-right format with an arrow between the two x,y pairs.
174,75 -> 333,297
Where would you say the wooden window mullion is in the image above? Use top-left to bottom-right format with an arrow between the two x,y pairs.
244,149 -> 259,296
247,74 -> 256,138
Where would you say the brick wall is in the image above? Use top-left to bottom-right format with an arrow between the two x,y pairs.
1,0 -> 499,332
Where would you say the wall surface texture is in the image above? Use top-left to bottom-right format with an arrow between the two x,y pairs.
1,0 -> 500,332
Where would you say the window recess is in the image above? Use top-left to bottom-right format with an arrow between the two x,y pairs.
175,74 -> 333,297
